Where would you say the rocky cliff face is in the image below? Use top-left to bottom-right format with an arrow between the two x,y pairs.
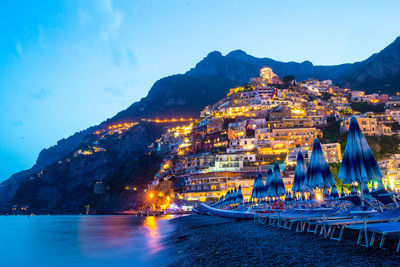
10,122 -> 164,213
338,37 -> 400,91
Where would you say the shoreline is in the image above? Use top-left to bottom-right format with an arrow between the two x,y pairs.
164,215 -> 400,266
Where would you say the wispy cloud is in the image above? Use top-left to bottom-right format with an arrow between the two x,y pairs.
104,86 -> 124,97
37,25 -> 47,48
16,42 -> 23,57
11,120 -> 24,127
77,8 -> 90,26
100,0 -> 125,41
29,89 -> 52,100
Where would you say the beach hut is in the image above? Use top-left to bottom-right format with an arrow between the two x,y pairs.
266,161 -> 286,198
305,138 -> 335,190
338,116 -> 383,205
292,150 -> 308,197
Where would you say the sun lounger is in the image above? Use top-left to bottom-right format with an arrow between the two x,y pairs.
323,208 -> 400,242
368,222 -> 400,252
370,188 -> 399,207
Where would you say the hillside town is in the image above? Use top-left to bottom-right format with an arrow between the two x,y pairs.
150,67 -> 400,207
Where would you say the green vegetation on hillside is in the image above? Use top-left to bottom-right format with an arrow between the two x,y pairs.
350,102 -> 385,113
320,116 -> 400,160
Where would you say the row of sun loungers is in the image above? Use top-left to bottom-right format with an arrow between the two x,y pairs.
254,189 -> 400,253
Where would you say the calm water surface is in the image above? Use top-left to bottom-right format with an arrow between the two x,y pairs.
0,215 -> 177,267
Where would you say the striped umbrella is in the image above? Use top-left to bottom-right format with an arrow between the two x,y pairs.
362,182 -> 370,195
232,187 -> 238,205
338,116 -> 383,204
251,172 -> 264,200
265,168 -> 273,198
236,185 -> 244,204
266,161 -> 286,197
225,190 -> 231,205
340,187 -> 345,197
305,138 -> 335,189
350,184 -> 357,195
292,150 -> 308,192
330,184 -> 339,198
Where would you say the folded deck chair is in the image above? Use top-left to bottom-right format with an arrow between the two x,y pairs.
368,222 -> 400,252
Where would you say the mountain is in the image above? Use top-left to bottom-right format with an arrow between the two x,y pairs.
2,36 -> 400,213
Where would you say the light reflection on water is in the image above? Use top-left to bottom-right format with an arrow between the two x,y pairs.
0,215 -> 176,267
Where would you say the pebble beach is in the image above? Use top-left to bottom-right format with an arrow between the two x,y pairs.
164,215 -> 400,266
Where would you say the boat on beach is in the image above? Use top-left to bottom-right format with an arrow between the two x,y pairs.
199,203 -> 255,219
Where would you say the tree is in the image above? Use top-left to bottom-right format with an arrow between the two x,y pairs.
392,121 -> 400,132
350,102 -> 385,113
282,75 -> 295,85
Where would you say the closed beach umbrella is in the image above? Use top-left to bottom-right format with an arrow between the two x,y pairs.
230,189 -> 235,204
232,187 -> 238,205
267,162 -> 286,197
362,182 -> 370,195
330,185 -> 339,198
292,150 -> 307,193
376,180 -> 385,190
236,185 -> 244,204
260,175 -> 266,199
323,187 -> 330,198
350,184 -> 357,195
265,168 -> 273,197
338,116 -> 383,204
251,172 -> 264,200
251,173 -> 258,199
226,190 -> 231,205
340,187 -> 345,197
305,138 -> 335,189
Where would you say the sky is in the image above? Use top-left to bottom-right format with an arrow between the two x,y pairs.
1,0 -> 400,181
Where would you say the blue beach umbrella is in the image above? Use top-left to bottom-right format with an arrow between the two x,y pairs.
292,150 -> 307,193
350,184 -> 357,195
338,116 -> 383,204
267,162 -> 286,197
232,187 -> 238,205
330,185 -> 339,198
236,185 -> 244,204
305,138 -> 335,189
362,182 -> 370,195
225,190 -> 231,205
323,187 -> 330,198
340,187 -> 345,197
230,189 -> 235,204
251,172 -> 264,200
265,168 -> 273,197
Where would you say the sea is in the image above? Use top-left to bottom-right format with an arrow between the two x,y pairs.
0,215 -> 177,267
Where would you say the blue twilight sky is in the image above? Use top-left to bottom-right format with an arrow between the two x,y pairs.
1,0 -> 400,181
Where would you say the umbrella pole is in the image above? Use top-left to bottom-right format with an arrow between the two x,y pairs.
360,181 -> 365,206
